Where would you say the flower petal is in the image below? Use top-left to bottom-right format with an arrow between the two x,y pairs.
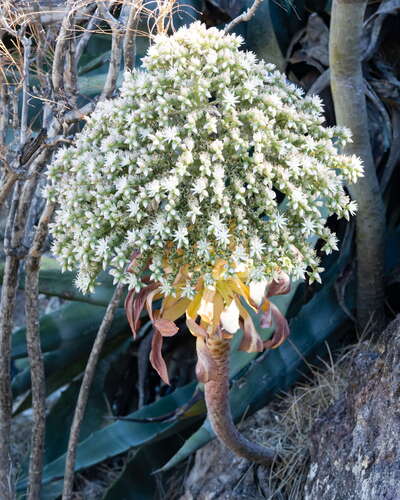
161,296 -> 190,321
149,329 -> 170,385
220,298 -> 240,334
197,287 -> 215,324
145,287 -> 161,322
249,280 -> 269,307
186,289 -> 204,320
236,298 -> 264,353
212,292 -> 225,332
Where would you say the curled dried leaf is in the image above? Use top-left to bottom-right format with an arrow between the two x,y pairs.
263,302 -> 290,350
153,318 -> 179,337
124,282 -> 159,338
149,329 -> 170,385
239,312 -> 264,353
267,272 -> 291,298
186,317 -> 207,338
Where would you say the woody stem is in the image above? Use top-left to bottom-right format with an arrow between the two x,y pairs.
204,337 -> 276,464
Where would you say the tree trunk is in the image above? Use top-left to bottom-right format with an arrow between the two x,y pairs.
329,0 -> 386,332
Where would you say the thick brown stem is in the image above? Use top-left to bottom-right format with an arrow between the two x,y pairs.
204,337 -> 275,464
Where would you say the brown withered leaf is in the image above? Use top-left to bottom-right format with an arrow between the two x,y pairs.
153,319 -> 179,337
263,302 -> 290,350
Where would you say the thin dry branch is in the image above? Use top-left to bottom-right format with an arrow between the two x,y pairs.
25,202 -> 55,500
61,283 -> 125,500
97,1 -> 124,100
20,32 -> 32,145
0,181 -> 24,499
75,7 -> 99,64
51,0 -> 76,94
0,63 -> 9,148
123,1 -> 141,70
224,0 -> 263,33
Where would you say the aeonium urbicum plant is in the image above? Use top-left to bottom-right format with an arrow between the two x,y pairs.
45,22 -> 363,463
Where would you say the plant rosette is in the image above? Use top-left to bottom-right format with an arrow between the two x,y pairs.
45,22 -> 363,461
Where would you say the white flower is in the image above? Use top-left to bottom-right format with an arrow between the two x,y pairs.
95,238 -> 109,257
232,244 -> 248,264
215,225 -> 230,248
272,212 -> 287,231
302,219 -> 316,237
128,200 -> 140,217
181,282 -> 195,299
197,239 -> 210,258
46,22 -> 362,295
75,272 -> 91,293
191,177 -> 208,197
223,90 -> 239,107
249,236 -> 265,260
162,126 -> 179,143
151,215 -> 166,236
126,229 -> 138,245
173,225 -> 189,248
188,201 -> 202,223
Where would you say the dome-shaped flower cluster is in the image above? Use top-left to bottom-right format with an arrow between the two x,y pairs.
45,22 -> 363,298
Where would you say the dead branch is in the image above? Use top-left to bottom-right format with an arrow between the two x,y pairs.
51,0 -> 76,95
0,182 -> 24,499
97,1 -> 124,100
61,282 -> 125,500
224,0 -> 263,34
20,31 -> 32,145
123,1 -> 141,70
24,202 -> 55,500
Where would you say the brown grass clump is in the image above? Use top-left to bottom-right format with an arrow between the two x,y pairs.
251,338 -> 372,499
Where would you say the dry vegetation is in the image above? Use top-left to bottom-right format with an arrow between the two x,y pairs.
253,337 -> 373,499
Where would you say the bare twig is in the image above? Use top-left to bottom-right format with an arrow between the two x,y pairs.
0,174 -> 18,208
61,282 -> 125,500
20,32 -> 32,145
97,1 -> 123,100
24,203 -> 56,500
0,180 -> 25,499
224,0 -> 263,34
51,0 -> 76,95
75,7 -> 99,64
0,62 -> 9,148
0,255 -> 19,499
123,1 -> 141,70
